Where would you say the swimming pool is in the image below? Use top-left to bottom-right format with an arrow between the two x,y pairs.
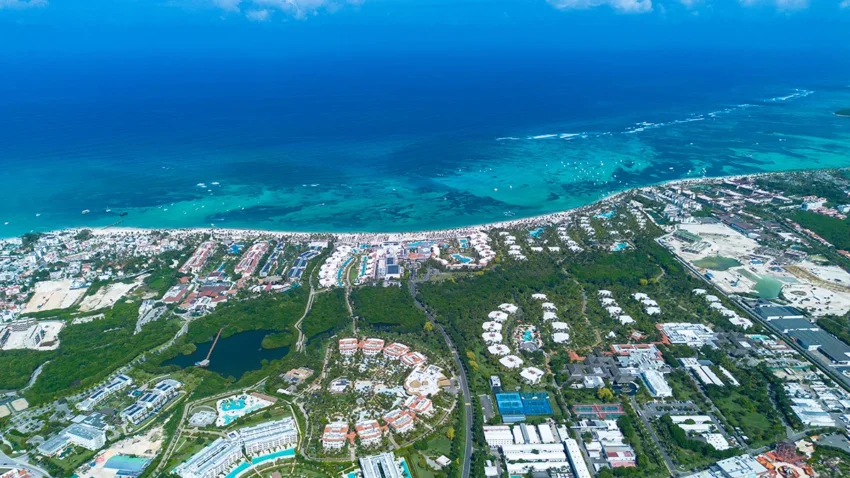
610,242 -> 630,252
251,447 -> 295,465
529,227 -> 544,238
224,462 -> 250,478
220,398 -> 246,412
451,254 -> 473,264
523,330 -> 533,341
459,238 -> 469,248
596,211 -> 616,219
399,458 -> 412,478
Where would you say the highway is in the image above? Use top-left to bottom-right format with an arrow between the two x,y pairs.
410,272 -> 473,478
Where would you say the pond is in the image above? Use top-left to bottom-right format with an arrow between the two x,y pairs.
692,256 -> 742,271
163,329 -> 289,379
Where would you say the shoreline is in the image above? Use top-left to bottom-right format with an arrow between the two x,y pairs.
0,170 -> 827,243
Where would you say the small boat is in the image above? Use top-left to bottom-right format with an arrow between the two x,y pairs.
119,212 -> 128,217
105,209 -> 111,213
81,209 -> 90,215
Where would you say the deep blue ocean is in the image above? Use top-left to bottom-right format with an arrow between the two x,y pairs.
1,49 -> 849,236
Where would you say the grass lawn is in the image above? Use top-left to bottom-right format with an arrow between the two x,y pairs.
425,434 -> 452,456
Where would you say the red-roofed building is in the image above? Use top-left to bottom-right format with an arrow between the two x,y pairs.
321,422 -> 349,449
355,419 -> 383,447
404,395 -> 433,416
361,338 -> 385,356
400,351 -> 428,368
382,409 -> 415,434
383,342 -> 410,360
339,338 -> 359,356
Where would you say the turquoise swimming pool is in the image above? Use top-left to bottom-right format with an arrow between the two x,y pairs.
459,238 -> 469,248
529,227 -> 544,238
611,242 -> 630,252
451,254 -> 472,264
596,211 -> 616,219
225,462 -> 250,478
399,458 -> 412,478
523,330 -> 533,341
220,398 -> 246,411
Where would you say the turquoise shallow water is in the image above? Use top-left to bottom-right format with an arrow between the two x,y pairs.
1,52 -> 849,237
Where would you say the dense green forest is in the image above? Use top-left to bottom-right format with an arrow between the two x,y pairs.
22,301 -> 181,404
302,288 -> 350,340
790,211 -> 850,250
350,285 -> 427,333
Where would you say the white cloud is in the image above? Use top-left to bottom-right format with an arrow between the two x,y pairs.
739,0 -> 809,10
548,0 -> 653,14
207,0 -> 361,19
678,0 -> 700,8
840,0 -> 849,8
0,0 -> 47,9
212,0 -> 241,12
245,8 -> 270,20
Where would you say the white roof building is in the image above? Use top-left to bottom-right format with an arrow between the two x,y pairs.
542,302 -> 557,311
618,315 -> 635,325
482,321 -> 503,332
499,303 -> 519,314
551,321 -> 569,331
499,355 -> 524,369
542,311 -> 558,321
487,344 -> 511,356
520,367 -> 545,384
532,293 -> 547,300
553,333 -> 570,343
483,426 -> 514,448
482,332 -> 503,344
488,311 -> 509,322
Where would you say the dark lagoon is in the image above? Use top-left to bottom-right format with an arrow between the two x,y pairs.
164,329 -> 289,379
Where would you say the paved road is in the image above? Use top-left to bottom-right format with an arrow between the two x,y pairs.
410,275 -> 473,478
0,449 -> 51,478
630,397 -> 678,477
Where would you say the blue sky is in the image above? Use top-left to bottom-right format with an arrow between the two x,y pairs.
1,0 -> 849,55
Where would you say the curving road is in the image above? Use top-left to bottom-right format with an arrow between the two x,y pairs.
409,273 -> 473,478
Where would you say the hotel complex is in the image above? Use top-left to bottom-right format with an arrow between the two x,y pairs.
175,417 -> 298,478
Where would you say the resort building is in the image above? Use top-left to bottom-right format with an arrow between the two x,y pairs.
173,437 -> 243,478
355,420 -> 383,447
488,311 -> 509,322
520,367 -> 545,385
321,422 -> 349,450
400,351 -> 428,368
359,452 -> 403,478
383,343 -> 410,360
77,374 -> 133,411
238,417 -> 297,456
482,332 -> 503,344
121,378 -> 182,425
383,409 -> 415,434
499,355 -> 524,369
404,395 -> 433,416
37,423 -> 107,457
499,303 -> 518,314
361,338 -> 385,356
338,338 -> 358,356
488,344 -> 510,356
